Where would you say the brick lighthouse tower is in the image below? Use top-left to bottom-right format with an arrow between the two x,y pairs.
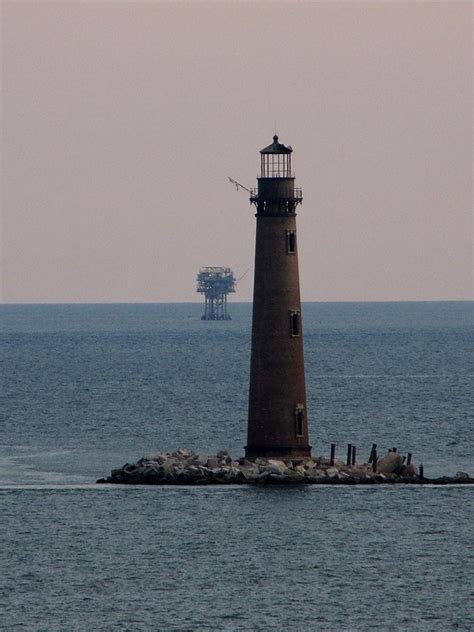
246,136 -> 311,459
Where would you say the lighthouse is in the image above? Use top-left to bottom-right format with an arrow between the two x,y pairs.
246,136 -> 311,459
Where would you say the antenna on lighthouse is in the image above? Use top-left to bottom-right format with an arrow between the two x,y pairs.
227,176 -> 251,193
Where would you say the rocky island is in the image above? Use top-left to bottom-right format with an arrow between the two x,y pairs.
97,448 -> 473,486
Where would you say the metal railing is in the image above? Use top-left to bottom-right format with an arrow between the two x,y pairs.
250,187 -> 303,200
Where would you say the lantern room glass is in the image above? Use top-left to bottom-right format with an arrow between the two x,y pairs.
260,153 -> 292,178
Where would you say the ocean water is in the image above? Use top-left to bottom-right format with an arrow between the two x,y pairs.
1,302 -> 473,630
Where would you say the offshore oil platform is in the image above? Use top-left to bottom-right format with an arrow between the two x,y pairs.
196,267 -> 236,320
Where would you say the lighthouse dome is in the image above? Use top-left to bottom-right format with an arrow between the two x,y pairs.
260,135 -> 293,154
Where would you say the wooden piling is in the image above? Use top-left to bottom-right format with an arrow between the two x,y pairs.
407,452 -> 412,465
419,464 -> 424,479
369,444 -> 377,465
330,444 -> 336,466
346,444 -> 352,466
351,445 -> 356,466
369,444 -> 377,464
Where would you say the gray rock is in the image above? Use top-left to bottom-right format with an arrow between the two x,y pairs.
305,468 -> 326,481
240,466 -> 259,482
267,459 -> 287,468
284,469 -> 305,482
216,450 -> 231,459
223,467 -> 242,482
122,463 -> 138,475
268,472 -> 286,482
455,471 -> 470,480
191,453 -> 209,467
326,467 -> 339,479
376,452 -> 403,474
402,463 -> 417,477
211,466 -> 227,477
183,465 -> 204,481
263,460 -> 287,475
174,448 -> 193,458
162,459 -> 180,474
142,465 -> 161,480
145,453 -> 168,464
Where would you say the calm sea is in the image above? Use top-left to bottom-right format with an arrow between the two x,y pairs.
1,302 -> 473,630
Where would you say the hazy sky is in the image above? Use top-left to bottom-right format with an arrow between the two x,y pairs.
2,1 -> 472,303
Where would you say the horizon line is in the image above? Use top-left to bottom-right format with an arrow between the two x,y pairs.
1,299 -> 473,307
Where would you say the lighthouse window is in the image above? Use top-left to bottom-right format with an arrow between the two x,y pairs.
295,407 -> 305,437
287,231 -> 296,254
290,311 -> 300,337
